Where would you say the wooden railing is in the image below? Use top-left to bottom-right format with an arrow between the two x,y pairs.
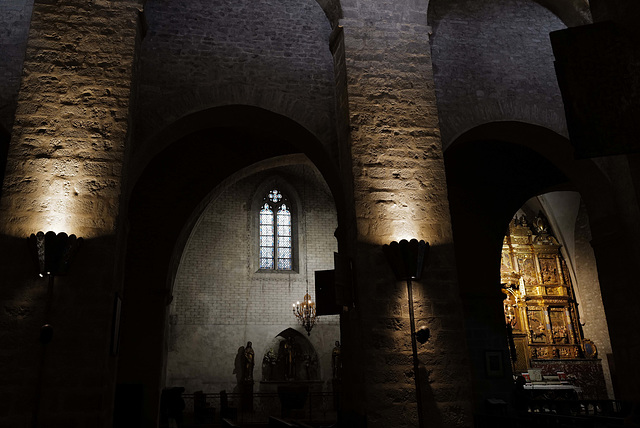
475,399 -> 639,428
176,391 -> 337,427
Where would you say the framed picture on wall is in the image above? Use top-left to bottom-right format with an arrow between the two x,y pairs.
485,350 -> 504,378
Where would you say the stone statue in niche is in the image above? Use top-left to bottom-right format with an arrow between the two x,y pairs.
283,337 -> 298,380
303,354 -> 318,380
332,340 -> 342,380
262,348 -> 277,381
262,331 -> 320,382
243,341 -> 255,381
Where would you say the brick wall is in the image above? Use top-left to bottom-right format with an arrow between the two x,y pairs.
429,0 -> 568,147
0,0 -> 33,132
167,164 -> 340,393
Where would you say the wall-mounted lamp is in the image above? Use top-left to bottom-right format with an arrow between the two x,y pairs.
27,231 -> 82,427
382,238 -> 428,281
26,231 -> 82,343
27,231 -> 82,278
383,239 -> 429,427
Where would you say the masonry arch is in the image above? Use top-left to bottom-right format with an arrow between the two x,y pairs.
428,0 -> 573,145
444,121 -> 620,410
115,105 -> 346,427
135,0 -> 339,158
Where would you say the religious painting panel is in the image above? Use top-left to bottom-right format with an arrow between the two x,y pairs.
539,257 -> 559,284
501,249 -> 513,273
517,255 -> 537,285
527,308 -> 547,343
549,307 -> 569,344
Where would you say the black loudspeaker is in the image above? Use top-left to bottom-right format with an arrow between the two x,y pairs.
315,270 -> 341,316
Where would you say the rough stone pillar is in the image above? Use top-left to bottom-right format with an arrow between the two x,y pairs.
339,1 -> 473,426
589,230 -> 640,401
0,1 -> 142,426
550,0 -> 640,402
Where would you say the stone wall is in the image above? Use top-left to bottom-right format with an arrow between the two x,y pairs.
0,1 -> 142,426
133,0 -> 337,172
574,200 -> 615,398
429,0 -> 568,147
339,0 -> 473,426
167,164 -> 340,393
0,0 -> 142,239
0,0 -> 34,132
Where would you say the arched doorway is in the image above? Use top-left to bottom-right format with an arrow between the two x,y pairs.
499,195 -> 613,400
163,158 -> 340,414
114,105 -> 346,427
444,121 -> 618,410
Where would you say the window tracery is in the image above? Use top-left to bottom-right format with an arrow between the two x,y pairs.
259,189 -> 293,270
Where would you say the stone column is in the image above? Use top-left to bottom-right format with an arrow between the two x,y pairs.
589,231 -> 640,401
0,1 -> 142,426
550,0 -> 640,402
339,1 -> 473,426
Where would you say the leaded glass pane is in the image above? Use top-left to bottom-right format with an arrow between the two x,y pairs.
278,236 -> 291,248
259,189 -> 294,270
268,190 -> 282,203
260,205 -> 273,222
278,258 -> 292,270
278,246 -> 291,259
278,225 -> 291,237
260,213 -> 272,225
277,207 -> 290,224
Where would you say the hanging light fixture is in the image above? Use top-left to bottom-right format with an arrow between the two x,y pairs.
292,291 -> 317,336
291,165 -> 317,336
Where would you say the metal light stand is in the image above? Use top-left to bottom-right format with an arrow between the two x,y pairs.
383,239 -> 430,428
27,231 -> 82,428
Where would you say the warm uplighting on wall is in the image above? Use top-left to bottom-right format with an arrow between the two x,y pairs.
389,220 -> 420,244
14,194 -> 80,239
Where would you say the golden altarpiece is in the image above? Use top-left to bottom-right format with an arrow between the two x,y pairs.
501,213 -> 597,374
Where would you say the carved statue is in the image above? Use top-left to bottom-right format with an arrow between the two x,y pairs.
533,211 -> 549,234
244,341 -> 255,381
284,337 -> 297,380
332,340 -> 342,380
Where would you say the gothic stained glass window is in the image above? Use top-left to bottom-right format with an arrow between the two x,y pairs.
259,189 -> 293,270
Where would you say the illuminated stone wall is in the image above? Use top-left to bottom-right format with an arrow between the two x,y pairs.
339,0 -> 473,426
0,0 -> 141,239
0,1 -> 142,426
166,164 -> 340,393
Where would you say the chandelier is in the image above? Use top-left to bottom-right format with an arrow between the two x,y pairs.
293,292 -> 317,336
292,165 -> 317,336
